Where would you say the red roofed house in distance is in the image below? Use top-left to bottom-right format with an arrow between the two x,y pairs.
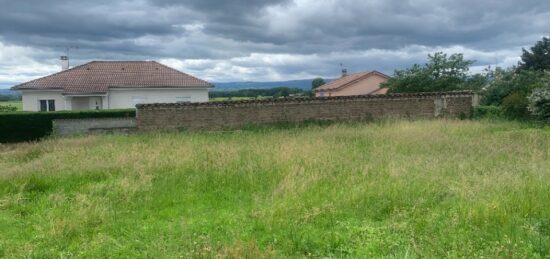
314,70 -> 390,97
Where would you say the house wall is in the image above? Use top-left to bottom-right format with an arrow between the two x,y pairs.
137,91 -> 477,131
107,88 -> 210,109
21,90 -> 66,111
20,88 -> 209,111
71,97 -> 90,110
315,74 -> 388,97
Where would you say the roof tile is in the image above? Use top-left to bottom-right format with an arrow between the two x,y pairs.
12,61 -> 212,94
316,70 -> 389,91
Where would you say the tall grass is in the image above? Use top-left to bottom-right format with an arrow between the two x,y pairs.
0,120 -> 549,257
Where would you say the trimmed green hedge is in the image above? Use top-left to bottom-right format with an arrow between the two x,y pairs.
0,109 -> 135,143
472,105 -> 504,120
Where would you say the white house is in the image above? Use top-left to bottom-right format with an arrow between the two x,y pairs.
11,61 -> 213,111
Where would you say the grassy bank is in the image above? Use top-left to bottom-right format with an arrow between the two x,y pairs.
1,120 -> 549,257
0,101 -> 22,111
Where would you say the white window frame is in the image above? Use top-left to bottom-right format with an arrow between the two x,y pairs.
39,99 -> 56,112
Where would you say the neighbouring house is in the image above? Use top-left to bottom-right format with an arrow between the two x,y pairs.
11,61 -> 212,111
314,70 -> 390,97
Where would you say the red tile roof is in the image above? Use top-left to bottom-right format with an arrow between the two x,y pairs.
12,61 -> 212,94
315,70 -> 389,92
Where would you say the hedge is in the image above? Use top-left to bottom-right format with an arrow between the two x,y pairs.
472,105 -> 504,120
0,109 -> 135,143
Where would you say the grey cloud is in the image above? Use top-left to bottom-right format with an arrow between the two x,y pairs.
0,0 -> 548,84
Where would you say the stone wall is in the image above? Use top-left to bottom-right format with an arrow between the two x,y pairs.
137,91 -> 478,131
53,117 -> 136,136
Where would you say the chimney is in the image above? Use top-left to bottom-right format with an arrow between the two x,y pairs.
341,68 -> 348,77
60,56 -> 69,70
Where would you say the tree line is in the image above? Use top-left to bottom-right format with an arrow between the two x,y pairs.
209,87 -> 310,99
381,37 -> 550,121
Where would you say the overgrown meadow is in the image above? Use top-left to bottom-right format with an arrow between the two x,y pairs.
1,120 -> 549,258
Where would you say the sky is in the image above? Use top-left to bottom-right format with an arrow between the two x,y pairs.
0,0 -> 549,88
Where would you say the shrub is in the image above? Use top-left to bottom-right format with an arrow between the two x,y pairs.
528,85 -> 550,121
0,109 -> 135,143
501,92 -> 530,119
472,106 -> 503,120
482,68 -> 550,106
0,105 -> 17,112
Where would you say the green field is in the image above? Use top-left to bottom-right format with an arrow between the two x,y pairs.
0,101 -> 22,111
1,120 -> 549,257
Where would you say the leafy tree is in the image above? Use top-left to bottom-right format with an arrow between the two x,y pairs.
209,87 -> 307,99
519,37 -> 550,71
482,68 -> 550,119
463,73 -> 490,90
274,87 -> 290,98
382,52 -> 477,93
502,92 -> 530,119
482,68 -> 550,105
528,84 -> 550,121
311,78 -> 326,89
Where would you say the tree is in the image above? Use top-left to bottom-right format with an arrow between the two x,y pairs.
528,83 -> 550,121
502,92 -> 530,119
482,68 -> 550,105
519,37 -> 550,71
382,52 -> 477,93
482,68 -> 550,119
311,77 -> 326,89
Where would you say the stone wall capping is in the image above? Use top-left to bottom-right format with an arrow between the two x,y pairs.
137,91 -> 477,109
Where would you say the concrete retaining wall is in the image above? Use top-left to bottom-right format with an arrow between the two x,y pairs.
53,117 -> 136,136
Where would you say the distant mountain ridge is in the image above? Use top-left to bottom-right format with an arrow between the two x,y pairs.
0,89 -> 19,96
212,79 -> 334,91
2,79 -> 335,93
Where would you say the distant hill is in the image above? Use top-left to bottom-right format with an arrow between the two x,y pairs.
212,79 -> 334,91
0,89 -> 19,96
1,79 -> 335,93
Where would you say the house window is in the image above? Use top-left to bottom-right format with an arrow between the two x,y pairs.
39,99 -> 56,112
319,90 -> 325,97
176,96 -> 192,103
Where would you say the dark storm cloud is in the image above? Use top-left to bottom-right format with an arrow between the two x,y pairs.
0,0 -> 549,83
1,0 -> 548,53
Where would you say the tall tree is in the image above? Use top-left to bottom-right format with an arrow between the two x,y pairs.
519,37 -> 550,71
382,52 -> 477,93
311,77 -> 326,89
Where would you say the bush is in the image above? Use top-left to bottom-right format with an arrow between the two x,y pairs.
473,106 -> 504,120
482,68 -> 550,106
0,105 -> 17,112
501,92 -> 530,119
0,109 -> 135,143
528,85 -> 550,121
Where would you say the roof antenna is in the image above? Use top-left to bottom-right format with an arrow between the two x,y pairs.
340,63 -> 347,77
494,52 -> 499,70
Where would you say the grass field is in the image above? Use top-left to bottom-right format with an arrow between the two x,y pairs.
0,101 -> 22,111
1,120 -> 549,257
